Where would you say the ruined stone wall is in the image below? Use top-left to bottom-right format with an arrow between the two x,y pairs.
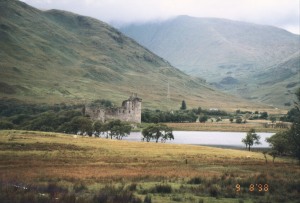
84,106 -> 106,122
85,94 -> 142,123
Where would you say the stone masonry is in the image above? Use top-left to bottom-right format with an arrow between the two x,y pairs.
84,93 -> 142,123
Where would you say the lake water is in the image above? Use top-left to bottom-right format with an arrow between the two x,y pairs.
123,131 -> 274,148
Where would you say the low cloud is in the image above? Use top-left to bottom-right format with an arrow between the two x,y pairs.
21,0 -> 299,34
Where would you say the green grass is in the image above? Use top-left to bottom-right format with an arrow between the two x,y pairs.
0,130 -> 299,202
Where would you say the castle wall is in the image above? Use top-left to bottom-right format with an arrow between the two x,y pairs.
85,94 -> 142,123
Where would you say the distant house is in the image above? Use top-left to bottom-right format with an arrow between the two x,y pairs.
84,93 -> 142,123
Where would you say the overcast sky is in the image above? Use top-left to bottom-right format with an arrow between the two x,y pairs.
21,0 -> 300,34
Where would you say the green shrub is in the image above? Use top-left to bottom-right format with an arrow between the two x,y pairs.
198,199 -> 204,203
127,183 -> 137,191
151,184 -> 172,193
208,184 -> 221,197
143,194 -> 152,203
73,182 -> 87,193
188,177 -> 203,184
93,185 -> 142,203
0,121 -> 14,129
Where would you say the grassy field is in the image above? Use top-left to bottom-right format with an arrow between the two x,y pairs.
0,130 -> 299,203
165,119 -> 287,133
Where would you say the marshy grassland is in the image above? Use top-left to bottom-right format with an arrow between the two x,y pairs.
165,119 -> 285,133
0,130 -> 299,203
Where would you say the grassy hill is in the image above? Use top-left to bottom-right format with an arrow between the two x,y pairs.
120,16 -> 300,107
0,0 -> 273,111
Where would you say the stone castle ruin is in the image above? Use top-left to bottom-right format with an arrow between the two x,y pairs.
84,94 -> 142,123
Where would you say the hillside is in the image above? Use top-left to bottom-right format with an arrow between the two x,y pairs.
120,16 -> 300,107
0,0 -> 271,111
244,53 -> 300,106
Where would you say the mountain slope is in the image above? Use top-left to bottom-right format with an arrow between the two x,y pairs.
0,0 -> 270,111
246,53 -> 300,106
120,15 -> 300,107
120,16 -> 299,81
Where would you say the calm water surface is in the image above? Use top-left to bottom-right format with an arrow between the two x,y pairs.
123,131 -> 274,148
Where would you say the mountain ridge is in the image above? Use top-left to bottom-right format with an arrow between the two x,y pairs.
0,0 -> 273,111
120,15 -> 300,107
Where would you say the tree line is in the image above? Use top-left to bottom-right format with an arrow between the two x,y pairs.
0,98 -> 176,142
142,103 -> 228,123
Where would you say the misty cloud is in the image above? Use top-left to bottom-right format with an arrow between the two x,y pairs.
21,0 -> 299,34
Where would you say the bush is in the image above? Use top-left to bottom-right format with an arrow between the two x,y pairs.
0,121 -> 14,129
236,117 -> 243,124
143,194 -> 152,203
151,184 -> 172,193
93,185 -> 142,203
73,182 -> 87,193
208,184 -> 221,197
127,183 -> 137,192
188,177 -> 203,184
199,115 -> 208,123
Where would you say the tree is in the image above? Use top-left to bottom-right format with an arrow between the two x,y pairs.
286,88 -> 300,163
262,151 -> 268,163
106,120 -> 132,140
266,131 -> 289,155
110,123 -> 132,140
268,88 -> 300,163
260,112 -> 268,119
242,129 -> 261,151
0,121 -> 14,130
269,150 -> 278,163
93,120 -> 103,137
236,117 -> 243,124
270,116 -> 276,123
142,124 -> 174,143
180,100 -> 187,110
70,116 -> 93,135
199,115 -> 208,123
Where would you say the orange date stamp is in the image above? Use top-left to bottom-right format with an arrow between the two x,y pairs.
235,184 -> 269,192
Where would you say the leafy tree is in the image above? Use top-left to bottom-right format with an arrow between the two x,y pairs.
199,115 -> 208,123
0,121 -> 14,130
235,117 -> 243,124
90,99 -> 113,108
270,116 -> 276,123
23,111 -> 59,132
104,120 -> 132,139
216,117 -> 222,122
267,88 -> 300,163
287,88 -> 300,163
266,131 -> 289,155
180,100 -> 187,110
242,129 -> 261,151
142,124 -> 174,143
110,122 -> 132,140
65,116 -> 93,135
260,112 -> 268,119
93,120 -> 103,137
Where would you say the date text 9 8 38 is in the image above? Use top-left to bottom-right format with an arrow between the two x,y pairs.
235,184 -> 269,192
